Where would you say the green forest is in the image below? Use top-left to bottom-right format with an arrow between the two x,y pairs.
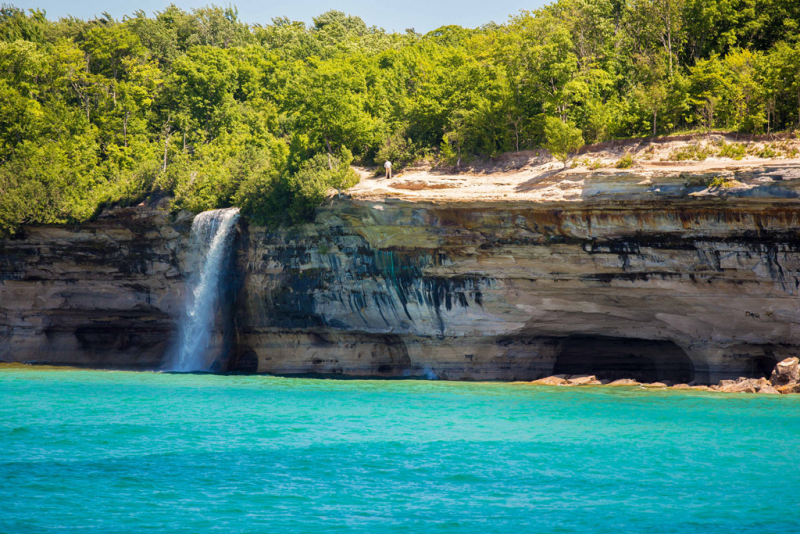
0,1 -> 799,235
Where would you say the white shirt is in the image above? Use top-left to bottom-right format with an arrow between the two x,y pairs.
384,161 -> 392,169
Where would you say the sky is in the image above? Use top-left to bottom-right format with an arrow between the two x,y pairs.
14,0 -> 547,33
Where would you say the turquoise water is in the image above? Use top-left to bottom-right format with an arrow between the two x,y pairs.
2,368 -> 799,533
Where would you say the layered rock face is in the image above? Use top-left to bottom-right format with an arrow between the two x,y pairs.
3,164 -> 800,383
0,201 -> 192,368
0,201 -> 245,370
236,166 -> 800,383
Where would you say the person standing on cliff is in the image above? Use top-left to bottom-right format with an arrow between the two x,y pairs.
384,160 -> 392,179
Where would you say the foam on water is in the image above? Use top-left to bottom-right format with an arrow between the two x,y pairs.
172,208 -> 239,372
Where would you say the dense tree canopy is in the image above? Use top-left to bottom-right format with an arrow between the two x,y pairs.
0,1 -> 799,235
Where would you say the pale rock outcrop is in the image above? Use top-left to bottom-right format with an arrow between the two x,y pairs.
770,357 -> 800,386
777,383 -> 800,394
720,379 -> 759,393
567,375 -> 601,385
717,376 -> 775,393
532,375 -> 568,385
764,358 -> 800,393
608,378 -> 641,386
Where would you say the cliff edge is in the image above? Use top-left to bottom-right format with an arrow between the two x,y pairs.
3,146 -> 800,383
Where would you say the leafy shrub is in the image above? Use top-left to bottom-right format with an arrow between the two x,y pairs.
669,143 -> 712,161
439,128 -> 474,168
574,157 -> 604,169
616,153 -> 634,168
375,129 -> 421,170
716,141 -> 746,160
757,144 -> 778,158
544,117 -> 584,168
284,148 -> 359,221
708,176 -> 743,188
589,159 -> 604,170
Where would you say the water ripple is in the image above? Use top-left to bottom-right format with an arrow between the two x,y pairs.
1,369 -> 799,533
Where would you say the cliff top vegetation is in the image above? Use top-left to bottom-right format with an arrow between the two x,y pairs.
0,1 -> 799,236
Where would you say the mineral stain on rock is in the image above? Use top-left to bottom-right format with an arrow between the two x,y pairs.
3,165 -> 800,384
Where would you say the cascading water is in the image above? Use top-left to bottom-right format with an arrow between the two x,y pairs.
172,208 -> 240,372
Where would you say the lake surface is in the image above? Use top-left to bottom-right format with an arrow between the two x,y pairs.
2,367 -> 799,533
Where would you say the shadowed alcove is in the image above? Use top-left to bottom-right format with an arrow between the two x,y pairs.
746,355 -> 779,379
553,336 -> 695,383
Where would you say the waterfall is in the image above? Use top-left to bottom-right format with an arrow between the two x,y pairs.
172,208 -> 240,372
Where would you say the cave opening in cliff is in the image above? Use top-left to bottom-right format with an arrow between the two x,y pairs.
748,355 -> 778,379
553,336 -> 695,384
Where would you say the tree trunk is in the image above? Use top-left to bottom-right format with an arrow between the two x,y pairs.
667,33 -> 673,78
653,109 -> 657,137
324,137 -> 333,170
163,133 -> 170,172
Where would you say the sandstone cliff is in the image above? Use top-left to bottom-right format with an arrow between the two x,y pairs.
3,158 -> 800,383
1,200 -> 193,368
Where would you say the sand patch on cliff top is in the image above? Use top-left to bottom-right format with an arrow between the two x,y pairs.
349,134 -> 800,204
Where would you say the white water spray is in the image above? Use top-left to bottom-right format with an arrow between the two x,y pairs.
172,208 -> 240,372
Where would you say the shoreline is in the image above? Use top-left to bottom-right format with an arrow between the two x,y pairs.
3,363 -> 798,396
